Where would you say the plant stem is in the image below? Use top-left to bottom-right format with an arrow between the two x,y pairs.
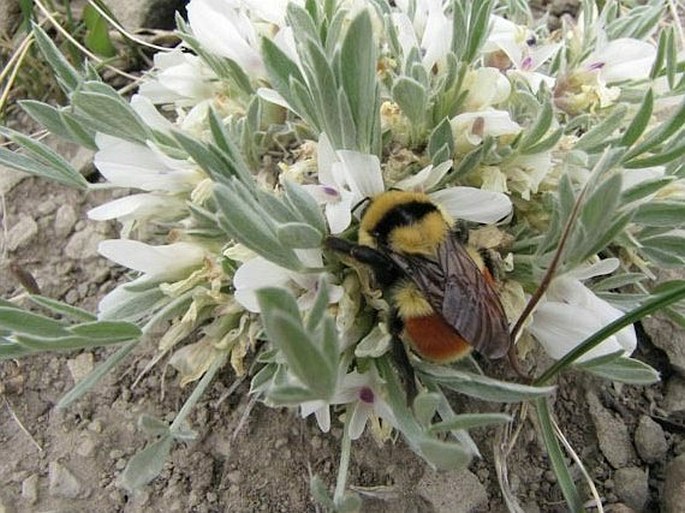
333,410 -> 353,505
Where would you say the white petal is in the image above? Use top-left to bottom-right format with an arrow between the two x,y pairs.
337,150 -> 385,199
87,193 -> 183,222
347,402 -> 370,440
390,13 -> 419,60
421,0 -> 452,70
395,161 -> 452,192
586,38 -> 656,83
317,133 -> 337,187
325,195 -> 354,234
622,166 -> 665,190
430,187 -> 512,224
98,240 -> 205,276
130,95 -> 174,132
232,257 -> 294,312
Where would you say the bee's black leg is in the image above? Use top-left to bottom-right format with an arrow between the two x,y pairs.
324,236 -> 400,288
388,308 -> 418,406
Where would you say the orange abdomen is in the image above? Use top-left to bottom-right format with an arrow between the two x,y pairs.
403,314 -> 473,363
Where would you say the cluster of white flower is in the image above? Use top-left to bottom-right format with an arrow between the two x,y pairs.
83,0 -> 682,451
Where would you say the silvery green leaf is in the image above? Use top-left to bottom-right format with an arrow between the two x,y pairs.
519,128 -> 562,155
249,363 -> 278,395
31,23 -> 80,93
593,273 -> 646,291
0,308 -> 69,337
337,88 -> 357,150
451,137 -> 493,178
339,9 -> 378,153
0,339 -> 33,360
0,128 -> 89,189
137,414 -> 170,437
277,223 -> 323,248
336,493 -> 362,513
413,392 -> 441,428
535,398 -> 584,512
464,0 -> 495,63
72,89 -> 152,144
623,97 -> 685,162
310,475 -> 335,509
518,100 -> 553,152
575,105 -> 627,152
100,287 -> 166,322
172,130 -> 232,186
262,37 -> 307,111
19,100 -> 97,149
57,340 -> 138,408
392,77 -> 427,126
621,176 -> 674,203
577,211 -> 633,265
428,119 -> 454,163
582,357 -> 660,384
451,1 -> 468,59
634,200 -> 685,227
257,288 -> 337,399
207,108 -> 254,186
267,384 -> 319,405
68,321 -> 141,341
623,139 -> 685,168
620,89 -> 653,147
419,365 -> 555,402
306,278 -> 329,332
429,413 -> 512,433
287,3 -> 319,44
417,437 -> 471,470
119,435 -> 173,491
13,333 -> 132,352
283,180 -> 327,234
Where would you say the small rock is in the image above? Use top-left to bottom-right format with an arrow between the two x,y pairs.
0,166 -> 27,194
64,225 -> 105,259
88,419 -> 103,433
417,469 -> 488,513
67,352 -> 94,383
54,204 -> 78,238
613,467 -> 648,512
643,312 -> 685,374
586,391 -> 636,468
6,215 -> 38,251
48,461 -> 82,499
37,199 -> 58,216
664,454 -> 685,513
634,415 -> 668,464
21,474 -> 38,504
610,504 -> 638,513
76,436 -> 96,457
663,377 -> 685,413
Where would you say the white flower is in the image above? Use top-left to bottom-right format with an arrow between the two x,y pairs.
528,258 -> 637,362
138,49 -> 216,106
94,134 -> 203,193
581,38 -> 657,84
186,0 -> 300,79
391,0 -> 452,71
97,240 -> 207,319
461,67 -> 512,111
87,193 -> 187,237
483,15 -> 559,93
450,109 -> 522,153
233,249 -> 343,312
301,367 -> 396,439
303,133 -> 384,234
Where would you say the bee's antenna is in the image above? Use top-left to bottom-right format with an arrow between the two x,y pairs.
351,196 -> 371,216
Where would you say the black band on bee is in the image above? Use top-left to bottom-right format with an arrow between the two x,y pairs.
371,201 -> 438,244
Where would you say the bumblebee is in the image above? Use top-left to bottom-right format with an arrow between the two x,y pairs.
325,190 -> 511,368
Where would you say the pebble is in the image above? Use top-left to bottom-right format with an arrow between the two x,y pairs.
64,225 -> 105,259
586,390 -> 635,468
21,474 -> 38,504
67,352 -> 94,383
0,166 -> 28,194
662,377 -> 685,413
54,204 -> 78,238
634,415 -> 668,464
36,199 -> 58,216
613,467 -> 648,512
76,436 -> 96,457
417,468 -> 488,513
610,504 -> 638,513
6,214 -> 38,251
663,454 -> 685,513
88,419 -> 103,433
643,313 -> 685,374
48,461 -> 82,499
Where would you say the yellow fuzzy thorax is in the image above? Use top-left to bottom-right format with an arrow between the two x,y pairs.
358,191 -> 453,255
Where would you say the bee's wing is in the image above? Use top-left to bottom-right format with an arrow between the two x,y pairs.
384,233 -> 511,359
